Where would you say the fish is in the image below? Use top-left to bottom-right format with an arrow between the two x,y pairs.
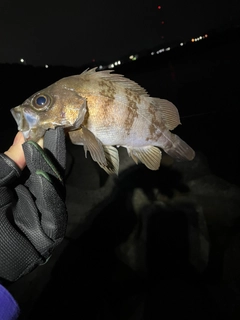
11,67 -> 195,174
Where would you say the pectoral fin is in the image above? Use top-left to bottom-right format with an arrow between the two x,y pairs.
99,146 -> 119,175
69,128 -> 119,174
69,127 -> 107,166
127,146 -> 162,170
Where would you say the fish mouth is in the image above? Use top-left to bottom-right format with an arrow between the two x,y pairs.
11,105 -> 42,141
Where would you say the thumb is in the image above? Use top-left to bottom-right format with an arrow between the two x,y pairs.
4,132 -> 26,170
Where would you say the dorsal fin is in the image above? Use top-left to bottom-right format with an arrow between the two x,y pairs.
79,67 -> 149,97
149,98 -> 181,130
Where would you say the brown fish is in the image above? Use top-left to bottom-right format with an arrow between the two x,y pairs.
11,68 -> 195,174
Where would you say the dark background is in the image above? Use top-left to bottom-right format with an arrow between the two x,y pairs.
1,0 -> 240,67
1,1 -> 240,319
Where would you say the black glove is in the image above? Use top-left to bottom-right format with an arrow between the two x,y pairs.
0,127 -> 67,282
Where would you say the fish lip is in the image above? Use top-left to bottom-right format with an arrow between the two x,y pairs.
11,105 -> 40,140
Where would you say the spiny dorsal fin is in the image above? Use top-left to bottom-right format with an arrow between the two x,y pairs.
150,98 -> 181,130
80,67 -> 149,97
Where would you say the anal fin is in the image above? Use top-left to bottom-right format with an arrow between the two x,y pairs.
127,146 -> 162,170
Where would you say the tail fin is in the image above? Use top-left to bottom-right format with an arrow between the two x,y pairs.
164,134 -> 195,161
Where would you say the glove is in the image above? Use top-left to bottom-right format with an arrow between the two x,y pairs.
0,127 -> 67,283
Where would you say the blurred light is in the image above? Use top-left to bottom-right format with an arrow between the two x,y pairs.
157,5 -> 161,10
108,63 -> 114,68
114,61 -> 118,66
156,48 -> 165,54
151,51 -> 155,55
45,64 -> 49,68
205,34 -> 208,38
191,38 -> 195,42
20,58 -> 25,63
199,36 -> 202,40
129,55 -> 138,61
180,42 -> 184,46
161,35 -> 164,39
161,21 -> 164,25
117,60 -> 121,65
98,65 -> 103,70
166,47 -> 170,51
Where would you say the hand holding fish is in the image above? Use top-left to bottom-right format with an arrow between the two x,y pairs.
0,128 -> 67,282
11,68 -> 195,174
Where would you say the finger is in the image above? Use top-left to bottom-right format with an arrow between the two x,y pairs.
43,127 -> 66,170
23,141 -> 63,183
25,173 -> 67,241
4,132 -> 26,170
14,184 -> 55,255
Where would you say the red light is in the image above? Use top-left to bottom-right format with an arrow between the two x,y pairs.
161,21 -> 164,24
157,5 -> 161,10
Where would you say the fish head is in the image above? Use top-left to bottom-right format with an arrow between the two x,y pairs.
11,81 -> 87,141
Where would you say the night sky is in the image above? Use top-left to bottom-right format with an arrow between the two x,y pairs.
0,0 -> 239,67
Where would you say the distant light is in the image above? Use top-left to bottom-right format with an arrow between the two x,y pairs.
117,60 -> 121,65
166,47 -> 170,51
151,51 -> 155,55
129,54 -> 138,61
20,58 -> 25,63
45,64 -> 49,68
199,36 -> 202,40
157,5 -> 161,10
98,65 -> 103,70
180,42 -> 184,46
161,35 -> 164,39
191,38 -> 195,42
114,61 -> 118,66
157,48 -> 165,54
161,21 -> 164,25
108,63 -> 114,69
205,34 -> 208,38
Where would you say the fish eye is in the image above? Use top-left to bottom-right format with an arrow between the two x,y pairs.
36,96 -> 46,106
32,94 -> 51,111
